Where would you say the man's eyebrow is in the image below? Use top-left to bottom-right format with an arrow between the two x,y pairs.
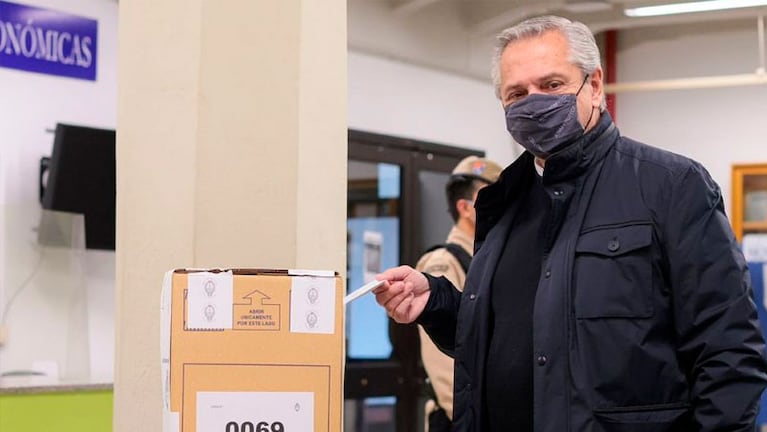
503,82 -> 525,91
537,73 -> 568,82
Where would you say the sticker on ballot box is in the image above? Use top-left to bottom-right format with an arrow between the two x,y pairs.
197,391 -> 314,432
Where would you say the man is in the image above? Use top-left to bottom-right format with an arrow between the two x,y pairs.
416,155 -> 502,431
373,15 -> 767,432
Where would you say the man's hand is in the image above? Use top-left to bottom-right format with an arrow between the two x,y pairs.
374,265 -> 431,324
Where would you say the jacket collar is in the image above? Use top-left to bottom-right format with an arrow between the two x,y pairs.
542,111 -> 617,184
475,111 -> 618,235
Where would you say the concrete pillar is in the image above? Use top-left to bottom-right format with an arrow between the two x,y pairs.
114,1 -> 346,430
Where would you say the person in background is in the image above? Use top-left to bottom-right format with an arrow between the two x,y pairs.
416,155 -> 502,432
373,15 -> 767,432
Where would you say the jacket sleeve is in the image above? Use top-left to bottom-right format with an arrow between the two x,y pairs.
416,273 -> 462,358
664,163 -> 767,431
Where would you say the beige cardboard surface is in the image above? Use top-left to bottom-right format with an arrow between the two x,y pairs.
163,269 -> 343,432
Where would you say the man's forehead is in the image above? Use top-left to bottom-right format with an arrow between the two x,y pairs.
500,34 -> 578,85
506,30 -> 569,53
502,33 -> 570,63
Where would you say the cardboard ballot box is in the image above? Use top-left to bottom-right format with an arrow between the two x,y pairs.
161,269 -> 344,432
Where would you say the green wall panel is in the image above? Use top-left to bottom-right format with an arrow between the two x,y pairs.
0,390 -> 113,431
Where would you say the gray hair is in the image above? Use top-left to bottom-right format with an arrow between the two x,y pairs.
491,15 -> 606,110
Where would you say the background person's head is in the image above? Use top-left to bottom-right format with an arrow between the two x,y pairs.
446,156 -> 503,226
491,15 -> 606,114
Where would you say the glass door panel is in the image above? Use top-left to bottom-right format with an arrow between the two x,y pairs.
346,130 -> 482,432
347,161 -> 401,360
344,397 -> 397,432
417,170 -> 453,254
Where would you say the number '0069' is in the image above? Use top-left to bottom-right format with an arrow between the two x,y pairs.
225,421 -> 285,432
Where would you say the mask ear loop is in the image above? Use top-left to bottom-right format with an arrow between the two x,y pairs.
575,74 -> 590,96
583,106 -> 596,131
576,74 -> 596,131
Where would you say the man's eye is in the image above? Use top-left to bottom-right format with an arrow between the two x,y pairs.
507,92 -> 524,103
546,81 -> 563,90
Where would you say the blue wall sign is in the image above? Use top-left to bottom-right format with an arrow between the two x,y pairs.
0,1 -> 97,81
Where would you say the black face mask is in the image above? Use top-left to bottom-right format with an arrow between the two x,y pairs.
504,75 -> 592,159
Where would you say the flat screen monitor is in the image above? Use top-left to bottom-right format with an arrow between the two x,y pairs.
41,123 -> 116,250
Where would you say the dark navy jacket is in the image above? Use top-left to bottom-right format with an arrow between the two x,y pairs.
418,113 -> 767,432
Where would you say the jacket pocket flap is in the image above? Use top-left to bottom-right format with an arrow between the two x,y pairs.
576,224 -> 652,257
594,402 -> 690,424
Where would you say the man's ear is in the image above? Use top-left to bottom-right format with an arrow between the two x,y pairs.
454,199 -> 465,218
589,68 -> 604,108
456,198 -> 472,219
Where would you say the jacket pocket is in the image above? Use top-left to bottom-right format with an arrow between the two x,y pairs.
593,402 -> 691,432
574,223 -> 653,318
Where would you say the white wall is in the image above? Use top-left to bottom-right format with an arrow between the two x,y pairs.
0,0 -> 117,384
614,19 -> 767,211
347,0 -> 519,165
349,50 -> 519,166
347,0 -> 497,83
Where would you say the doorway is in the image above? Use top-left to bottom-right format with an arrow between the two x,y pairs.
345,130 -> 482,432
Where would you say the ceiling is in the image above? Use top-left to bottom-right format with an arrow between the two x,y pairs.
363,0 -> 767,34
348,0 -> 767,82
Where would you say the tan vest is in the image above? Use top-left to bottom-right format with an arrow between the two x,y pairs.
415,226 -> 473,421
